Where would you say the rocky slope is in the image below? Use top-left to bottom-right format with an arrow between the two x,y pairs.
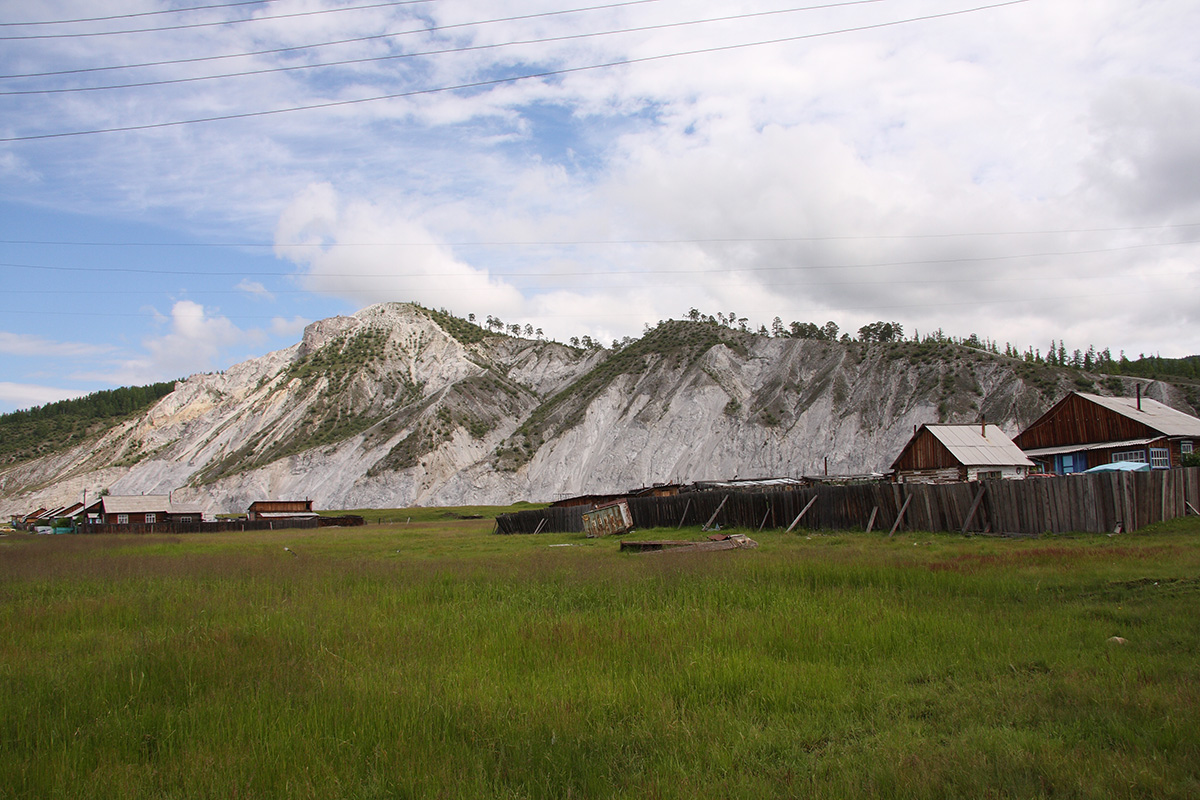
0,303 -> 1190,516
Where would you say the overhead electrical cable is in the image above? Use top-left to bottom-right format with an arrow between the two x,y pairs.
3,270 -> 1195,296
2,221 -> 1197,248
0,0 -> 876,81
2,236 -> 1195,278
0,0 -> 1033,142
0,0 -> 437,40
0,288 -> 1178,321
0,1 -> 901,95
0,0 -> 277,27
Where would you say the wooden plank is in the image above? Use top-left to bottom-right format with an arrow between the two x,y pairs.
865,506 -> 878,533
676,497 -> 692,530
786,495 -> 819,533
888,494 -> 912,538
960,484 -> 987,534
702,495 -> 729,531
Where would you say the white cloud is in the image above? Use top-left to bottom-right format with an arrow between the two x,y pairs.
73,301 -> 259,386
0,332 -> 112,358
271,315 -> 311,338
237,279 -> 275,301
0,382 -> 88,411
6,0 -> 1200,364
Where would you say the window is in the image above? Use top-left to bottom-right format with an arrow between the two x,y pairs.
179,516 -> 192,524
117,514 -> 128,524
1150,448 -> 1170,469
1112,450 -> 1146,463
145,513 -> 156,524
1183,441 -> 1194,455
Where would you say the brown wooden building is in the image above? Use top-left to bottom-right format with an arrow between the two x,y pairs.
1014,391 -> 1200,474
247,499 -> 317,520
891,423 -> 1033,484
83,495 -> 203,525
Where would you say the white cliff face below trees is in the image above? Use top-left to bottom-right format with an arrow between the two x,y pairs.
0,303 -> 1180,516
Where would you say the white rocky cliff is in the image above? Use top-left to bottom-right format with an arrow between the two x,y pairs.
0,302 -> 1184,516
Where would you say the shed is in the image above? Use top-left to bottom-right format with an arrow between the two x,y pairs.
1014,391 -> 1200,474
891,423 -> 1033,484
247,499 -> 317,521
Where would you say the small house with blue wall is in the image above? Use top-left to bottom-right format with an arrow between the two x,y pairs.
1014,390 -> 1200,474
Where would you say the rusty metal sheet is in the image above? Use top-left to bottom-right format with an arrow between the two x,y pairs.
582,500 -> 634,537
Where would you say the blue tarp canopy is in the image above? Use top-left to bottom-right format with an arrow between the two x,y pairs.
1084,461 -> 1151,473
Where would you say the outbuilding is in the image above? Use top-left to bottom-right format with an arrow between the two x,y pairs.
891,423 -> 1034,484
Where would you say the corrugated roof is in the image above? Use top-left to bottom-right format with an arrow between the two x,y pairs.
100,495 -> 172,514
925,424 -> 1034,467
1076,393 -> 1200,437
1022,437 -> 1160,457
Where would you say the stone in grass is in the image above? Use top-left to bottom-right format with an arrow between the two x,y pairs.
1107,636 -> 1127,645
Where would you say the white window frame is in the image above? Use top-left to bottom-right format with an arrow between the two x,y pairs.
1150,448 -> 1170,469
1182,441 -> 1194,455
145,513 -> 156,524
1112,449 -> 1146,463
117,514 -> 128,524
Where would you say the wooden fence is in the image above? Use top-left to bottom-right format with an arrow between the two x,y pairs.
495,468 -> 1200,536
77,515 -> 364,535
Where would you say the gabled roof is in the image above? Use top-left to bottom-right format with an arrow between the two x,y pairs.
892,424 -> 1034,470
1074,393 -> 1200,437
100,495 -> 172,514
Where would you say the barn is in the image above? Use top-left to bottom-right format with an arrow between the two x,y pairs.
891,423 -> 1034,484
1014,391 -> 1200,474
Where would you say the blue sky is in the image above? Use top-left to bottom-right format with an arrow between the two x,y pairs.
2,0 -> 1199,413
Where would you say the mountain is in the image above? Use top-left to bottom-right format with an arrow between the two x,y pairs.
1,302 -> 1193,516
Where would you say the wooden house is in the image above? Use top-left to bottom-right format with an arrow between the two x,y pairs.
85,495 -> 203,525
1014,391 -> 1200,474
247,499 -> 317,521
891,423 -> 1034,484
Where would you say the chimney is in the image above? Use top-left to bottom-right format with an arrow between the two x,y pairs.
981,415 -> 986,438
1136,383 -> 1142,411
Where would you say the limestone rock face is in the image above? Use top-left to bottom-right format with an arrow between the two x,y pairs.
0,304 -> 1186,515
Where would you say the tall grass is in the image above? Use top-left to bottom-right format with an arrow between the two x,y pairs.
2,522 -> 1198,798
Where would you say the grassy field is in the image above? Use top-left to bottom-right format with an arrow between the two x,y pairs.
2,515 -> 1199,799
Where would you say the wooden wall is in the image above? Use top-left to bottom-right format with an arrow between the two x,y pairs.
1015,393 -> 1157,450
496,468 -> 1200,536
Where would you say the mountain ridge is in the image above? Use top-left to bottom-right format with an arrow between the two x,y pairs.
1,302 -> 1195,516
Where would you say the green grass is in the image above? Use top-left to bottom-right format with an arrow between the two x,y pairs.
2,519 -> 1199,798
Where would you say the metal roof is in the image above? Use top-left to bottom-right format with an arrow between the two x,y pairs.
100,495 -> 172,514
1022,437 -> 1161,457
923,424 -> 1034,468
1076,393 -> 1200,437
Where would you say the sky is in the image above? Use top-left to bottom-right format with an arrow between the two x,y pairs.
1,0 -> 1198,413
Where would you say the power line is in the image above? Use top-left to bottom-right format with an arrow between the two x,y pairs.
0,0 -> 1035,142
4,269 -> 1195,295
0,0 -> 675,80
1,222 -> 1196,248
0,0 -> 436,40
0,0 -> 276,27
3,236 -> 1196,278
0,1 -> 899,96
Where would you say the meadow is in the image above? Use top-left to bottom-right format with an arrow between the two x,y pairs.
1,514 -> 1198,799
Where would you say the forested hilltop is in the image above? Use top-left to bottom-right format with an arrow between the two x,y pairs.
0,382 -> 176,467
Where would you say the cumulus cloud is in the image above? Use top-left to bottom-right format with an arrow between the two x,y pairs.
275,182 -> 528,318
6,0 -> 1200,365
74,301 -> 259,386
